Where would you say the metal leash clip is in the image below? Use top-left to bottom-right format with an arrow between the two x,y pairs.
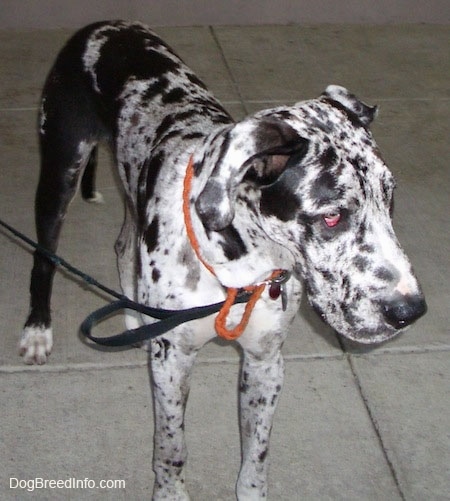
267,270 -> 292,311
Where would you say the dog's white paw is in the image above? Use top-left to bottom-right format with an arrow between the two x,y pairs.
85,191 -> 104,203
19,326 -> 53,365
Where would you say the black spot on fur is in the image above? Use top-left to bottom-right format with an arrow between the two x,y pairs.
146,151 -> 165,200
270,388 -> 280,406
162,87 -> 187,104
319,268 -> 337,283
136,153 -> 164,229
351,157 -> 369,176
274,110 -> 295,121
342,276 -> 351,301
142,76 -> 169,101
174,109 -> 198,122
260,168 -> 302,221
156,129 -> 184,147
195,181 -> 227,230
353,255 -> 370,272
216,225 -> 248,260
374,267 -> 395,282
155,110 -> 198,143
144,216 -> 159,252
191,103 -> 231,126
359,243 -> 375,254
155,115 -> 176,139
182,131 -> 205,141
94,25 -> 180,102
215,114 -> 234,125
319,146 -> 338,168
311,169 -> 342,203
186,72 -> 208,90
153,337 -> 171,360
152,267 -> 161,282
258,448 -> 268,463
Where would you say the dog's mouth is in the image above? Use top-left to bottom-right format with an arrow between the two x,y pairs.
337,323 -> 404,344
310,300 -> 408,345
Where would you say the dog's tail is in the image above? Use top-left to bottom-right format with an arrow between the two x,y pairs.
80,146 -> 104,203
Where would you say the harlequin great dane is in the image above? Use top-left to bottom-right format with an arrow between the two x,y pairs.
21,20 -> 426,500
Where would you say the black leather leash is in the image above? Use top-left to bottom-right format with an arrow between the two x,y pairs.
79,293 -> 251,346
0,218 -> 251,347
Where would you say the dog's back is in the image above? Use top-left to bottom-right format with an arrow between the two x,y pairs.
40,20 -> 233,199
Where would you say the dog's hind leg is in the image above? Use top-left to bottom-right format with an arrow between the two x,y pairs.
21,72 -> 102,364
21,139 -> 97,363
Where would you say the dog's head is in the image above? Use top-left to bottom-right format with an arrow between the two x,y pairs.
193,85 -> 426,343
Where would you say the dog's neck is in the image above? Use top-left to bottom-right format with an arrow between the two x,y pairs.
184,156 -> 295,289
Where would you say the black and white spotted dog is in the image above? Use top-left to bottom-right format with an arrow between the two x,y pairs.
21,21 -> 426,500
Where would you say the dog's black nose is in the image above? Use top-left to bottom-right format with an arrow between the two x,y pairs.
382,294 -> 427,330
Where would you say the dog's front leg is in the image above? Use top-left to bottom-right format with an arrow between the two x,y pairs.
150,335 -> 197,501
236,343 -> 285,500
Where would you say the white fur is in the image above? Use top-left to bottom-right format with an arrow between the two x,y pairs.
19,326 -> 53,365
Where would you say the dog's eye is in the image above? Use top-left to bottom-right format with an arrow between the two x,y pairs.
323,212 -> 341,227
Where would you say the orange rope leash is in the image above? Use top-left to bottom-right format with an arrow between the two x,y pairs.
182,156 -> 215,276
182,156 -> 273,341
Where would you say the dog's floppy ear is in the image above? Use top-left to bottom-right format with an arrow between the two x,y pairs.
195,118 -> 308,231
322,85 -> 378,126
